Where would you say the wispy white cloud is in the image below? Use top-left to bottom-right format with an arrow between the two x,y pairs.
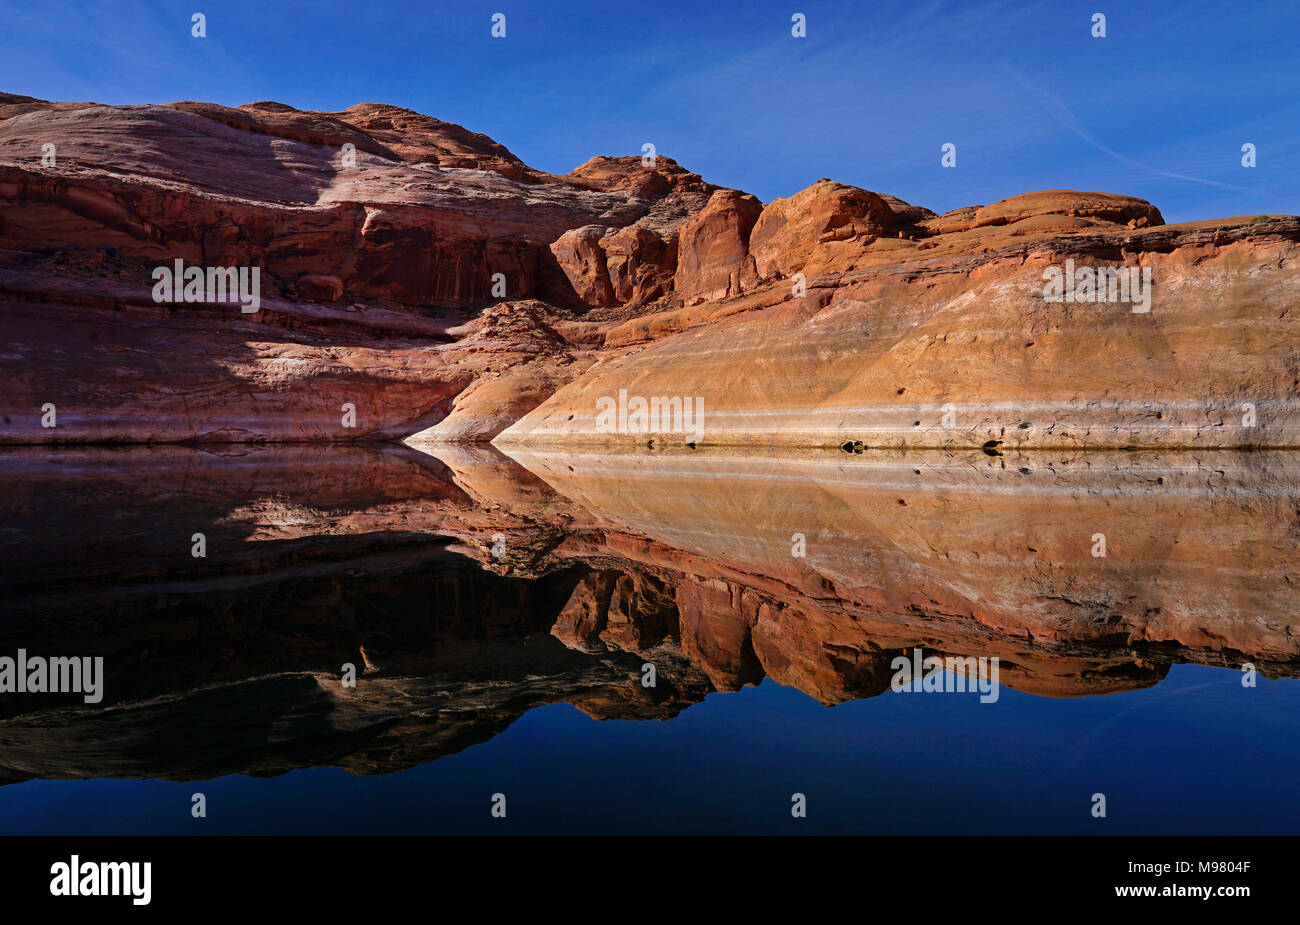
1004,65 -> 1259,194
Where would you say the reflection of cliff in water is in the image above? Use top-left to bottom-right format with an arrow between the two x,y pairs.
0,442 -> 1296,782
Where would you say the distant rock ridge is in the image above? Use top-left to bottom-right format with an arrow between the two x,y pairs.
0,93 -> 1296,447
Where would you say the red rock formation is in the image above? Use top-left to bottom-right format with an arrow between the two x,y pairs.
500,215 -> 1300,450
748,179 -> 897,281
502,445 -> 1300,686
2,93 -> 1297,448
673,189 -> 763,304
549,225 -> 617,307
600,224 -> 677,304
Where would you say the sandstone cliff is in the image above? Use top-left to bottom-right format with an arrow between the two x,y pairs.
4,93 -> 1295,449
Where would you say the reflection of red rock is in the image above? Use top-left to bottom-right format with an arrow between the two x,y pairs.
553,571 -> 618,653
552,571 -> 677,655
10,441 -> 1259,711
0,442 -> 1295,780
674,577 -> 766,691
505,445 -> 1300,700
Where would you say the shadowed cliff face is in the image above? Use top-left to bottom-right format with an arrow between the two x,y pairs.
0,445 -> 1295,782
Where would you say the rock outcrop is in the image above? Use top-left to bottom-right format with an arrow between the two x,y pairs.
673,189 -> 764,303
748,179 -> 898,281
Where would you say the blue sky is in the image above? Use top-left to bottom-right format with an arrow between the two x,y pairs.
1,0 -> 1296,222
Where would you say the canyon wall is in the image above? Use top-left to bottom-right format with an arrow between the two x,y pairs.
1,94 -> 1297,448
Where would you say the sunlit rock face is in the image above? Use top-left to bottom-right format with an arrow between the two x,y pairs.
3,93 -> 1296,448
497,223 -> 1300,450
0,444 -> 1294,782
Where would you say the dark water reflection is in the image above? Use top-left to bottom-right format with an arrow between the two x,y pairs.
0,443 -> 1296,833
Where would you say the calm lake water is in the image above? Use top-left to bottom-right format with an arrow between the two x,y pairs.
1,444 -> 1296,835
